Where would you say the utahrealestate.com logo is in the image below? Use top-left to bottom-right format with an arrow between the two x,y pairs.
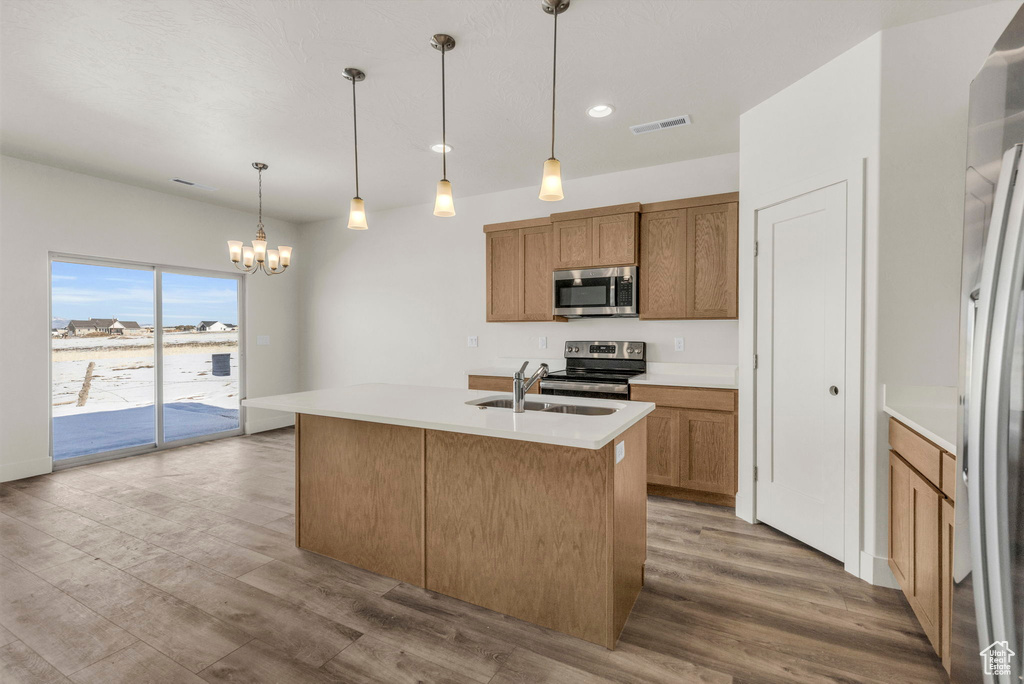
980,641 -> 1015,676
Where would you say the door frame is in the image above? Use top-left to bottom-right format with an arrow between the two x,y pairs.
48,252 -> 246,469
740,160 -> 865,577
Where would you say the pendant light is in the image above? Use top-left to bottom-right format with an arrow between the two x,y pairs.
539,0 -> 569,201
431,33 -> 456,217
227,162 -> 291,275
344,67 -> 368,230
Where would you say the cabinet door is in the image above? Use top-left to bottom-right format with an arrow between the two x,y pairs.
646,407 -> 680,486
552,219 -> 592,269
941,497 -> 953,673
486,229 -> 520,321
519,224 -> 554,320
592,213 -> 638,266
888,452 -> 913,589
639,210 -> 688,319
889,452 -> 942,656
686,203 -> 738,319
678,410 -> 736,494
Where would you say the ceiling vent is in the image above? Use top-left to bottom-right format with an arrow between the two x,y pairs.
170,178 -> 216,191
630,114 -> 691,135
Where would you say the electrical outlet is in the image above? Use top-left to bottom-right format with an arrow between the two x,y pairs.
256,335 -> 270,346
674,337 -> 685,352
538,336 -> 547,349
467,336 -> 478,348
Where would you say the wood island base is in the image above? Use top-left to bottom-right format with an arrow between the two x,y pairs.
294,412 -> 648,649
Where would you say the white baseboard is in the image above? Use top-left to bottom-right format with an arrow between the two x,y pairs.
860,550 -> 899,588
0,456 -> 52,483
246,413 -> 294,435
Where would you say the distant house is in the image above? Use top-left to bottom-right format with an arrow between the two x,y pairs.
110,320 -> 142,335
66,320 -> 99,336
198,321 -> 231,332
66,318 -> 142,336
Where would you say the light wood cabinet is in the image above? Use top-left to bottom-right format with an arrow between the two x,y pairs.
639,202 -> 737,320
484,219 -> 563,323
632,385 -> 738,506
941,497 -> 954,673
467,375 -> 539,394
645,407 -> 680,486
592,213 -> 639,266
639,209 -> 688,319
678,409 -> 736,495
552,218 -> 593,269
485,228 -> 520,322
687,203 -> 738,319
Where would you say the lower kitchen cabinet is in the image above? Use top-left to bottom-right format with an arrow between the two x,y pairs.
888,417 -> 955,672
468,375 -> 539,394
632,385 -> 738,506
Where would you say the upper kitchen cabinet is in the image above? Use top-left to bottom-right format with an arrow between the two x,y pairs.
483,217 -> 563,323
550,203 -> 641,269
640,193 -> 738,320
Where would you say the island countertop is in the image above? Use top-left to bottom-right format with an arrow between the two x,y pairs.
243,383 -> 655,450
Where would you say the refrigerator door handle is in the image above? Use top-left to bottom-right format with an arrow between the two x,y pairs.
981,143 -> 1024,682
968,143 -> 1022,669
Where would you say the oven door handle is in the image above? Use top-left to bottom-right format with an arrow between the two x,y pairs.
539,380 -> 629,394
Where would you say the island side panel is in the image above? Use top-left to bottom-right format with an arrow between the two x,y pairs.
611,417 -> 648,644
424,430 -> 613,647
296,414 -> 425,586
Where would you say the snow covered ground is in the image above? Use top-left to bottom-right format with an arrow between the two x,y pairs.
52,332 -> 240,459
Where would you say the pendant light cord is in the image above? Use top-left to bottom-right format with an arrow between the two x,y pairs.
258,167 -> 262,225
441,46 -> 447,181
351,77 -> 360,198
550,7 -> 558,160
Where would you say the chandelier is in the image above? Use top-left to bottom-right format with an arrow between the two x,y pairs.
227,162 -> 292,275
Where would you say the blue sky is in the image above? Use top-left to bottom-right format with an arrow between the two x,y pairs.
51,261 -> 238,326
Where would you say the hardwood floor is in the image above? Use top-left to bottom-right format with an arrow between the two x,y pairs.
0,428 -> 947,683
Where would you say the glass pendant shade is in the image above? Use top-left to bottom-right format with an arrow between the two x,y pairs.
227,240 -> 243,263
242,245 -> 255,267
278,245 -> 292,267
348,197 -> 368,230
252,239 -> 268,262
267,249 -> 280,270
433,179 -> 456,217
539,158 -> 564,201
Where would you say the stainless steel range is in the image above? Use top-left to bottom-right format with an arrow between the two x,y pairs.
540,341 -> 646,400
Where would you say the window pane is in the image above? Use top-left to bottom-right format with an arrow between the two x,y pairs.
161,272 -> 240,441
51,261 -> 155,460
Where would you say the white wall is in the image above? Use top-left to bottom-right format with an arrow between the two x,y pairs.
0,156 -> 302,482
738,1 -> 1020,584
297,153 -> 739,391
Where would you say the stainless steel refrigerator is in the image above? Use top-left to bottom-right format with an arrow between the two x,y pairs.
954,5 -> 1024,681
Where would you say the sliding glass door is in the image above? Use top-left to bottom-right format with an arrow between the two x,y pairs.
50,256 -> 244,467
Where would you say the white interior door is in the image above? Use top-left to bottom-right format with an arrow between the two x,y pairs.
756,182 -> 847,561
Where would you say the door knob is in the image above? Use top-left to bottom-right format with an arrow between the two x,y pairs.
829,385 -> 839,396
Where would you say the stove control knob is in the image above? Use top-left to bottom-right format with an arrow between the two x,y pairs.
572,346 -> 579,353
627,347 -> 635,354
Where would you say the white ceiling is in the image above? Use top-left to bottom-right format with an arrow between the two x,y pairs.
0,0 -> 999,223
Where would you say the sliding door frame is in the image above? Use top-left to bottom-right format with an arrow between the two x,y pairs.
48,252 -> 246,470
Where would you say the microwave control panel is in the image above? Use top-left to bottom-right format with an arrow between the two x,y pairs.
616,275 -> 634,307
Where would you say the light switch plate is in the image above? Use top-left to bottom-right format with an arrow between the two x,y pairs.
615,441 -> 626,465
674,337 -> 685,352
256,335 -> 270,346
467,336 -> 478,348
538,336 -> 547,349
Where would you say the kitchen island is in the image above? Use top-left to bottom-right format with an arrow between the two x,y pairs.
243,384 -> 654,648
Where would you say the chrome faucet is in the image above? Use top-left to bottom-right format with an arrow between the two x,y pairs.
513,361 -> 548,413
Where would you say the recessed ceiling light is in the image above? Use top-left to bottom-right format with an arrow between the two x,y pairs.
587,104 -> 614,118
431,143 -> 452,153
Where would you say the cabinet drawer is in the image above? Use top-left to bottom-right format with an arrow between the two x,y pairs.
468,375 -> 539,394
941,452 -> 956,501
888,418 -> 942,489
630,385 -> 736,412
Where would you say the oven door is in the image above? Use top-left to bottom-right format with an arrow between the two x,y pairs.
552,266 -> 638,317
540,380 -> 630,401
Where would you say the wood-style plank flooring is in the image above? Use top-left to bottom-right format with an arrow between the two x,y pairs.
0,428 -> 947,683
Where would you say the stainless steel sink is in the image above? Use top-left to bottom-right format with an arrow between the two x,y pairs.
467,397 -> 618,416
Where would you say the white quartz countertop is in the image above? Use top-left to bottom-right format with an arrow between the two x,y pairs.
243,384 -> 655,450
883,385 -> 958,455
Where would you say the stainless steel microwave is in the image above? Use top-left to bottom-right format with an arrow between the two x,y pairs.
552,266 -> 638,318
